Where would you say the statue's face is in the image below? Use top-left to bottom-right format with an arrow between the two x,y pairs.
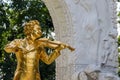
89,72 -> 99,80
31,25 -> 42,40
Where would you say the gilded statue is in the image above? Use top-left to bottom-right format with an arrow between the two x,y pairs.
4,20 -> 75,80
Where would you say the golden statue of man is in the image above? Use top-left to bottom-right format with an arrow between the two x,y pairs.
4,20 -> 75,80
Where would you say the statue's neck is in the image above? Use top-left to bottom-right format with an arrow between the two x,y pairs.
25,37 -> 35,45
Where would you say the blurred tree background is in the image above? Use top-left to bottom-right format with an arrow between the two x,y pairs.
117,0 -> 120,77
0,0 -> 55,80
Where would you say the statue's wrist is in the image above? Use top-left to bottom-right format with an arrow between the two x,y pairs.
54,49 -> 61,54
54,49 -> 59,53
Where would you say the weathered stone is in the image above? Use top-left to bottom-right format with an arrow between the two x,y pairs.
42,0 -> 119,80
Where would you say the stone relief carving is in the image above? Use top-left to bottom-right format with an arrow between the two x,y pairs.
99,73 -> 120,80
74,0 -> 96,12
73,0 -> 102,64
74,0 -> 80,4
72,64 -> 119,80
78,0 -> 99,43
78,64 -> 100,80
101,28 -> 118,67
71,64 -> 100,80
107,0 -> 117,28
56,0 -> 118,79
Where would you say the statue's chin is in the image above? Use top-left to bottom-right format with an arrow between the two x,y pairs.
31,34 -> 41,40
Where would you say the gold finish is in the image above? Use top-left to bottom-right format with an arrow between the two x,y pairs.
4,20 -> 75,80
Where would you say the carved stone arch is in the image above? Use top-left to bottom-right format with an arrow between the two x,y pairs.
42,0 -> 75,80
42,0 -> 74,40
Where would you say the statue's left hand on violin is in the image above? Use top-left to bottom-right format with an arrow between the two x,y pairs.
35,38 -> 75,52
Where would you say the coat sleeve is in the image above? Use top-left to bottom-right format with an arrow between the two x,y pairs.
39,48 -> 61,65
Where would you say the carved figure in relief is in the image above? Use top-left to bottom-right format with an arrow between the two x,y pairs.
101,30 -> 117,66
98,73 -> 120,80
78,64 -> 101,80
4,20 -> 75,80
72,64 -> 119,80
77,0 -> 96,12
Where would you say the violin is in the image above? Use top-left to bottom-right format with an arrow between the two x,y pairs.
35,38 -> 75,52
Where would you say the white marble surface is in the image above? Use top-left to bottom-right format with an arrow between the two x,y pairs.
43,0 -> 118,80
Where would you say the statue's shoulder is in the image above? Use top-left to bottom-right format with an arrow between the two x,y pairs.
12,39 -> 24,43
6,39 -> 23,47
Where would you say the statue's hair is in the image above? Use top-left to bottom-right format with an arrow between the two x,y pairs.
24,20 -> 41,35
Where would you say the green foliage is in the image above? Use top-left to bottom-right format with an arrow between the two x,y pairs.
118,35 -> 120,76
118,54 -> 120,76
0,0 -> 55,80
117,1 -> 120,76
118,36 -> 120,47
